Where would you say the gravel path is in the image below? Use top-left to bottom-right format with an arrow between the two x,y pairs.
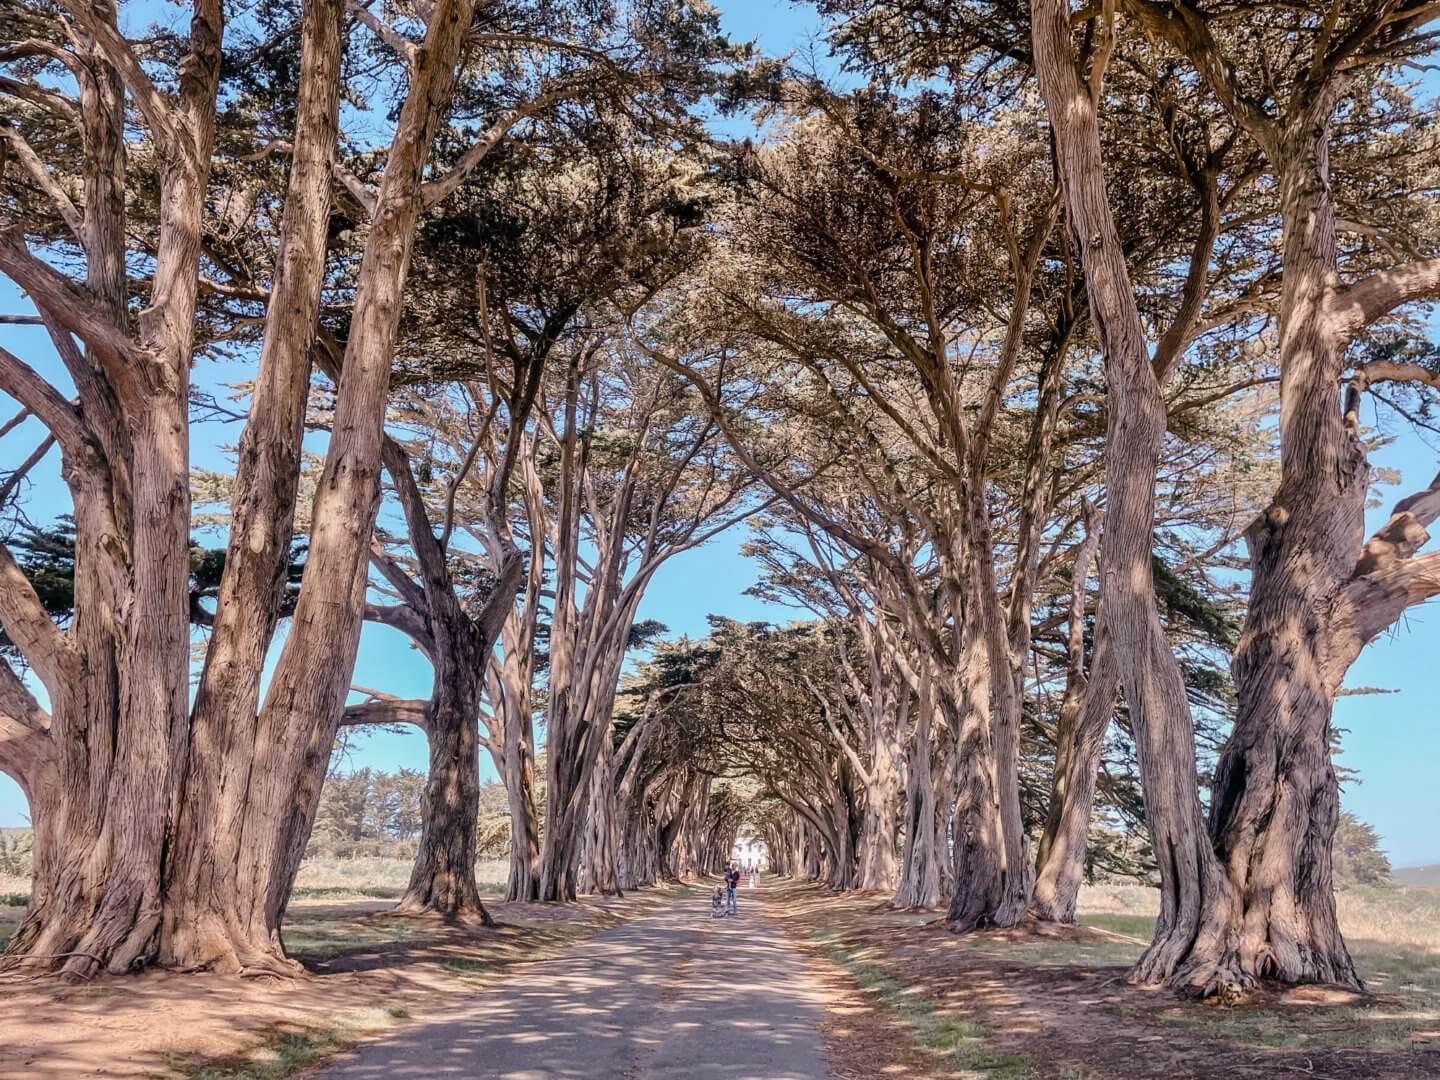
314,883 -> 830,1079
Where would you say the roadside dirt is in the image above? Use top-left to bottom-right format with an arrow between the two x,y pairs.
0,886 -> 691,1078
776,882 -> 1440,1080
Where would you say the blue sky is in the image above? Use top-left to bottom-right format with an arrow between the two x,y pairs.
2,0 -> 1439,867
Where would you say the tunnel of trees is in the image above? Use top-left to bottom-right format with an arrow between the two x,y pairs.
0,0 -> 1437,1000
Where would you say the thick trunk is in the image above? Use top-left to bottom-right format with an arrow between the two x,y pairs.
1187,138 -> 1363,990
855,746 -> 902,892
163,0 -> 479,972
4,0 -> 222,977
579,734 -> 624,896
538,603 -> 639,900
500,727 -> 541,902
826,772 -> 858,891
381,435 -> 523,922
946,637 -> 1027,930
163,0 -> 344,969
948,509 -> 1030,930
395,673 -> 492,923
1031,0 -> 1234,992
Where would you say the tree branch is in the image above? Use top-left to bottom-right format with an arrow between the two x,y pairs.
0,433 -> 56,507
1335,256 -> 1440,332
0,537 -> 68,693
0,231 -> 133,371
419,86 -> 572,210
0,75 -> 80,125
346,0 -> 418,65
0,122 -> 84,240
339,697 -> 429,730
0,343 -> 83,452
54,0 -> 180,154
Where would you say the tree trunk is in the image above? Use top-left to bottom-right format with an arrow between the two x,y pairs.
579,733 -> 624,896
1030,628 -> 1116,922
2,0 -> 223,978
163,0 -> 344,968
1031,0 -> 1235,992
162,0 -> 480,973
894,691 -> 945,909
394,669 -> 493,923
948,506 -> 1030,930
500,722 -> 541,902
946,630 -> 1027,930
855,736 -> 902,892
1187,135 -> 1364,990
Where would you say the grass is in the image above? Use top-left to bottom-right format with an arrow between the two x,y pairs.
287,856 -> 509,900
289,884 -> 407,900
810,927 -> 1040,1079
796,880 -> 1440,1073
160,1006 -> 418,1080
441,955 -> 504,978
1119,941 -> 1440,1052
1075,883 -> 1440,1053
165,1026 -> 358,1080
1079,880 -> 1440,953
283,912 -> 429,959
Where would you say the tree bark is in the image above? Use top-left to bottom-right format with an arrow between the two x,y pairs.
163,0 -> 481,972
1030,626 -> 1116,922
396,671 -> 493,922
162,0 -> 345,967
947,510 -> 1029,931
1031,0 -> 1235,991
1192,129 -> 1365,990
894,684 -> 945,909
1,0 -> 224,979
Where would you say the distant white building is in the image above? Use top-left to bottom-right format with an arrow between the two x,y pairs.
731,834 -> 767,869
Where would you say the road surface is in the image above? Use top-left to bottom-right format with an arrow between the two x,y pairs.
315,884 -> 831,1079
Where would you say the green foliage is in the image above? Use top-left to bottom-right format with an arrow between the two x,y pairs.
310,768 -> 428,851
1333,811 -> 1392,887
0,521 -> 75,658
0,517 -> 304,659
1151,552 -> 1240,651
307,768 -> 537,861
0,829 -> 32,876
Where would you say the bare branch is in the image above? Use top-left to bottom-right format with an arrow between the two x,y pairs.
0,433 -> 56,507
0,231 -> 133,370
420,88 -> 574,210
0,75 -> 80,125
0,343 -> 84,452
333,163 -> 378,217
340,697 -> 429,730
54,0 -> 180,153
0,537 -> 68,693
346,0 -> 418,64
0,122 -> 85,240
1335,256 -> 1440,332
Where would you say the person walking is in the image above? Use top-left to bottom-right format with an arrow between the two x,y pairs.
724,863 -> 740,915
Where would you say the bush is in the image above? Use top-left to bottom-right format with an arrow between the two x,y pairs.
0,830 -> 32,876
1334,811 -> 1392,887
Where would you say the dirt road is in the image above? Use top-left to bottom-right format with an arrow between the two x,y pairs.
313,884 -> 830,1079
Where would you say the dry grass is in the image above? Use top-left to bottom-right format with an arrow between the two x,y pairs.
783,880 -> 1440,1079
1078,880 -> 1440,952
287,856 -> 508,900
